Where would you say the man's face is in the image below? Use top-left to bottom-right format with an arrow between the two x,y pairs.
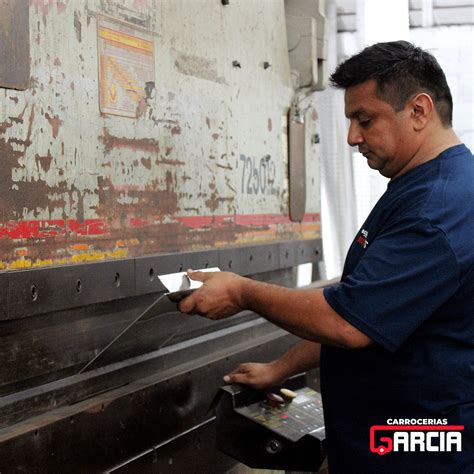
344,80 -> 416,179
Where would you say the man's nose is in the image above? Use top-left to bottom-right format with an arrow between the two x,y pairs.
347,122 -> 364,147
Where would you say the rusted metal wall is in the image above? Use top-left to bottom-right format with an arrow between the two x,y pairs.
0,0 -> 321,270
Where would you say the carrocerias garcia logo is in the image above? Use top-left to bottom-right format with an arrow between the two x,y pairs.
370,419 -> 464,455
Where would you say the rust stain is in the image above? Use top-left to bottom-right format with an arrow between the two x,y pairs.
268,118 -> 272,132
136,98 -> 148,118
0,215 -> 320,269
31,0 -> 52,25
133,0 -> 150,7
35,150 -> 53,173
205,117 -> 211,129
152,119 -> 179,126
45,113 -> 62,139
56,1 -> 67,14
155,158 -> 185,166
311,109 -> 318,121
74,10 -> 82,42
53,57 -> 61,66
0,106 -> 36,220
211,133 -> 219,141
225,177 -> 236,193
205,193 -> 234,212
141,157 -> 152,170
216,163 -> 232,170
95,173 -> 180,222
101,129 -> 160,155
171,125 -> 181,136
165,146 -> 173,156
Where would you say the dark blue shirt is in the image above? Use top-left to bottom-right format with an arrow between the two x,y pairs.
322,144 -> 474,473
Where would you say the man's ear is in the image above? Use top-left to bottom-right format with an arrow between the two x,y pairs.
409,93 -> 434,131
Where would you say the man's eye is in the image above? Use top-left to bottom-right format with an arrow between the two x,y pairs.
359,118 -> 372,127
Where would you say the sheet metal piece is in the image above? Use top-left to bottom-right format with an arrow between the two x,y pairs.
78,293 -> 169,374
158,267 -> 221,302
135,249 -> 219,295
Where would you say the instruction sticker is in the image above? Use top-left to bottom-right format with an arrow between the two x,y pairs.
98,18 -> 155,117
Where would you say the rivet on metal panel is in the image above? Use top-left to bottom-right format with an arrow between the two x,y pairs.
114,273 -> 121,288
232,60 -> 241,68
228,260 -> 232,269
31,284 -> 38,301
263,61 -> 271,69
312,134 -> 320,144
221,0 -> 229,5
268,252 -> 272,260
179,264 -> 183,272
285,251 -> 289,259
149,268 -> 155,281
249,255 -> 253,262
204,261 -> 209,268
76,279 -> 83,293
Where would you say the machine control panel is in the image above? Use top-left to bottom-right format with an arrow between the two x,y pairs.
236,386 -> 325,443
215,375 -> 325,471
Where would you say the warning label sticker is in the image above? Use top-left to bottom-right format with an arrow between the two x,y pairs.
98,19 -> 155,117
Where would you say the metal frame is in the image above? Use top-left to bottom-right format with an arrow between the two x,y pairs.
0,323 -> 301,473
0,238 -> 322,320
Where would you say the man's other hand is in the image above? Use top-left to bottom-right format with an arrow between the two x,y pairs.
178,270 -> 246,319
223,361 -> 286,390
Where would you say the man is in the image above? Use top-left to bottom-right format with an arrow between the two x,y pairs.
179,41 -> 474,473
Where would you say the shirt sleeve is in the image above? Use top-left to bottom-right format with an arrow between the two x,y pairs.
323,216 -> 460,352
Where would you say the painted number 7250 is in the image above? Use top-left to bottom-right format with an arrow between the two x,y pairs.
239,154 -> 277,196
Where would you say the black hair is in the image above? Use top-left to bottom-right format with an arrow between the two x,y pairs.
330,40 -> 453,127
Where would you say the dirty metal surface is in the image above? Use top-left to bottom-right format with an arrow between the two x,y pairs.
0,0 -> 321,270
0,0 -> 29,90
0,238 -> 321,320
0,320 -> 300,473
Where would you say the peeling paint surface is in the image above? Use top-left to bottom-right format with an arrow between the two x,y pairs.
0,0 -> 321,270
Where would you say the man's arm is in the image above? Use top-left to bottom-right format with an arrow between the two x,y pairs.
179,271 -> 372,349
223,340 -> 321,389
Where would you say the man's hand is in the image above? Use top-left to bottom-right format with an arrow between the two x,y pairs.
223,341 -> 322,390
223,361 -> 287,390
178,270 -> 247,319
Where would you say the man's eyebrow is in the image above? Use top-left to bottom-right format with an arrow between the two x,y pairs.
346,108 -> 369,119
